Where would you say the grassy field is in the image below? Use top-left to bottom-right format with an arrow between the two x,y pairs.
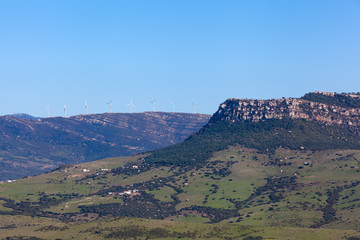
0,147 -> 360,239
0,155 -> 142,201
0,215 -> 359,240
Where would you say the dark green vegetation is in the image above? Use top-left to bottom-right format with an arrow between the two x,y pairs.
0,112 -> 210,180
147,118 -> 360,165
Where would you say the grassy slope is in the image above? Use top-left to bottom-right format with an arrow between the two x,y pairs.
0,146 -> 360,239
0,155 -> 142,201
146,119 -> 360,166
0,215 -> 359,240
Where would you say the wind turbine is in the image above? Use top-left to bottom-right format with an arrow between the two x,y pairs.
192,102 -> 197,114
150,99 -> 157,112
64,105 -> 67,118
46,105 -> 50,118
171,102 -> 175,113
107,100 -> 112,113
85,101 -> 88,115
127,99 -> 134,113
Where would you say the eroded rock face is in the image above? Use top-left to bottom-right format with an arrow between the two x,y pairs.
211,92 -> 360,126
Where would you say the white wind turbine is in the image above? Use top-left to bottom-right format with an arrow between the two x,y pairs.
64,105 -> 67,117
192,102 -> 197,114
128,99 -> 134,113
85,101 -> 88,115
171,101 -> 175,113
107,100 -> 112,113
150,99 -> 157,112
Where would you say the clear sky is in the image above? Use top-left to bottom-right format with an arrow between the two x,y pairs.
1,0 -> 359,117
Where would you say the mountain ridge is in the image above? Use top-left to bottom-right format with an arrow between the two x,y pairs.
8,113 -> 42,120
0,112 -> 210,180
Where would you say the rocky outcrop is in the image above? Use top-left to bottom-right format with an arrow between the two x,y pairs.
211,92 -> 360,126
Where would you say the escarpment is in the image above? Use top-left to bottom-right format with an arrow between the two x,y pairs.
146,91 -> 360,166
211,91 -> 360,126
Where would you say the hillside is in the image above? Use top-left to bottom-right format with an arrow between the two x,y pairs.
0,147 -> 360,239
0,112 -> 210,180
147,91 -> 360,165
0,92 -> 360,239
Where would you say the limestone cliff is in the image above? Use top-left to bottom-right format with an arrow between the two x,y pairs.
211,91 -> 360,126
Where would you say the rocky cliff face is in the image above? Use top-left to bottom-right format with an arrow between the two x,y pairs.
211,92 -> 360,126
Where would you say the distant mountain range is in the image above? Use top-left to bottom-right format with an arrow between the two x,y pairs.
0,112 -> 210,180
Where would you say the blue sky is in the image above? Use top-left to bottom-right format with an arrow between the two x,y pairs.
1,0 -> 359,117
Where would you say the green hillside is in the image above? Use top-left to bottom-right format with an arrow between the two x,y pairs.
146,119 -> 360,166
1,145 -> 360,239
